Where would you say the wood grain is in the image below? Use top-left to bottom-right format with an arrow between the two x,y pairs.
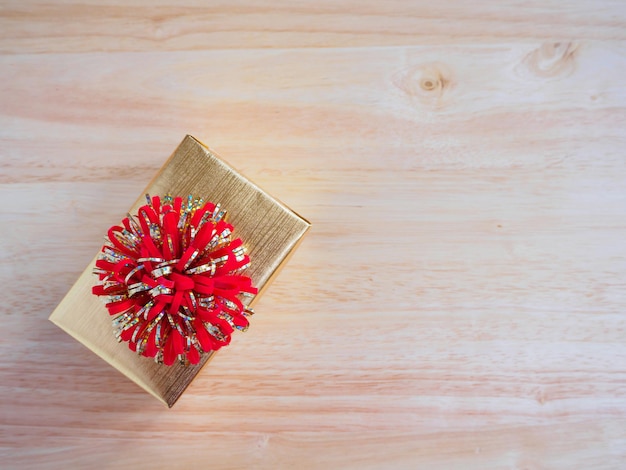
1,1 -> 626,468
1,1 -> 626,53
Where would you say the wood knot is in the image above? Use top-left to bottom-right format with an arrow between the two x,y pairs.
394,62 -> 453,109
535,388 -> 547,405
420,76 -> 441,91
521,42 -> 579,79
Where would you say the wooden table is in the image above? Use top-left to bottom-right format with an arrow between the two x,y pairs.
1,2 -> 625,468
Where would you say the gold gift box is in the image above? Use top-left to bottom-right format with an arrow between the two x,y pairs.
49,135 -> 310,407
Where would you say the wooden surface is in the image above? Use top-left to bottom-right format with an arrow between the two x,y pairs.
1,1 -> 625,468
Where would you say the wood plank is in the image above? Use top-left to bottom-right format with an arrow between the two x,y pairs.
1,1 -> 626,53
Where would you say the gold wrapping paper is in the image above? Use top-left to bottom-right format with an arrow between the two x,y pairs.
49,135 -> 310,407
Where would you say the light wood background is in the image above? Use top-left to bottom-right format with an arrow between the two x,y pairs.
1,1 -> 625,469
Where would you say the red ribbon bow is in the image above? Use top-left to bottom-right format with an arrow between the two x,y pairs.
93,194 -> 257,365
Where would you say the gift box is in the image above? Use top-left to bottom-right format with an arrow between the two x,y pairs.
49,135 -> 310,407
